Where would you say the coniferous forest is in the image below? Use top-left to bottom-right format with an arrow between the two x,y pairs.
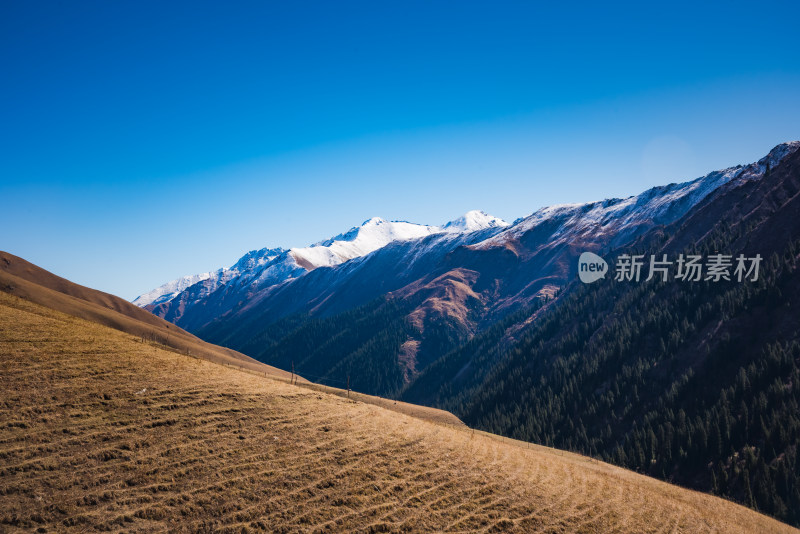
409,159 -> 800,525
442,237 -> 800,525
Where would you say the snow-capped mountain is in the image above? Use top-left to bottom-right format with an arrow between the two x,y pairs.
290,217 -> 442,270
475,167 -> 744,253
475,141 -> 800,257
132,248 -> 284,308
140,142 -> 799,367
134,212 -> 509,327
187,141 -> 800,362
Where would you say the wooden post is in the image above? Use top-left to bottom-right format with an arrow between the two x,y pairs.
291,361 -> 295,385
347,375 -> 350,399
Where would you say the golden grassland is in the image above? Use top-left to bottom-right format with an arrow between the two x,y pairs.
0,250 -> 294,380
0,292 -> 796,533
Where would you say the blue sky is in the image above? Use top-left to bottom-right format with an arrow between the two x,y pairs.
2,1 -> 799,299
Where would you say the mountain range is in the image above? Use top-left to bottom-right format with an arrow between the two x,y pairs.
134,210 -> 509,329
136,142 -> 798,385
134,141 -> 800,526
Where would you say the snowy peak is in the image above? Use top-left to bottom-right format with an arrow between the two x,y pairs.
317,217 -> 435,246
132,271 -> 219,308
443,210 -> 509,233
293,218 -> 441,271
764,140 -> 800,167
230,247 -> 285,272
476,141 -> 800,252
294,212 -> 508,272
739,140 -> 800,180
134,212 -> 508,308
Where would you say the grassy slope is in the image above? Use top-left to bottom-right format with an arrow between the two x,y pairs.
1,292 -> 795,533
0,250 -> 294,381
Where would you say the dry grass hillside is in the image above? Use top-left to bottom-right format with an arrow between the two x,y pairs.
1,292 -> 796,533
0,251 -> 293,381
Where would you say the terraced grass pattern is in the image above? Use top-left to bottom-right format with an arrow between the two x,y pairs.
0,292 -> 795,533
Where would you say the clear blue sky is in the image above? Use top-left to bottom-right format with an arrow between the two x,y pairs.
2,1 -> 799,300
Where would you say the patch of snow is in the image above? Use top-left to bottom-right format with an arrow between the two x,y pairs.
475,141 -> 800,251
442,210 -> 510,233
296,217 -> 441,270
133,272 -> 217,307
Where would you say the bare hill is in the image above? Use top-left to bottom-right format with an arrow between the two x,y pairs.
1,291 -> 795,533
0,251 -> 292,380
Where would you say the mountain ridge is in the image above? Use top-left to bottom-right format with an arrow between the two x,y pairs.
130,143 -> 800,397
143,142 -> 798,340
135,211 -> 510,310
138,211 -> 510,328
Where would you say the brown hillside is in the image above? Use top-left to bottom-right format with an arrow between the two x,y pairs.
1,251 -> 181,328
1,291 -> 796,533
0,250 -> 293,380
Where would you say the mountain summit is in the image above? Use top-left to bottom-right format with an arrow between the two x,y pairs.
134,211 -> 509,327
442,210 -> 510,233
295,217 -> 442,270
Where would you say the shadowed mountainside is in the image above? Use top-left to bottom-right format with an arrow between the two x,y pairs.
403,142 -> 800,525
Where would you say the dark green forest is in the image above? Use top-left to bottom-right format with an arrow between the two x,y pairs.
230,296 -> 471,397
445,235 -> 800,526
239,298 -> 412,394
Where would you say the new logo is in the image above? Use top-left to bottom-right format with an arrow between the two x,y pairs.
578,252 -> 608,284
